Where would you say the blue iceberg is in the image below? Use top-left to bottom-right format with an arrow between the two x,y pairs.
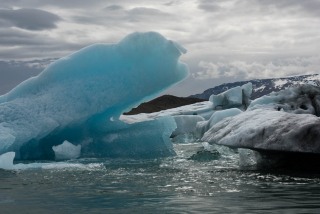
0,32 -> 188,160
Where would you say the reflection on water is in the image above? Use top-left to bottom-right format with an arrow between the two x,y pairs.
1,142 -> 320,213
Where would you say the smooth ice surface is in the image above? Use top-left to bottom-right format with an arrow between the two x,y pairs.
249,84 -> 320,115
196,108 -> 242,138
52,140 -> 81,160
209,82 -> 252,110
202,109 -> 320,153
0,32 -> 188,160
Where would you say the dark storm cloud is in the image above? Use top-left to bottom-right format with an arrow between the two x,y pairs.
0,8 -> 61,31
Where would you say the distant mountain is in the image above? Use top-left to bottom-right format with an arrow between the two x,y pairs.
189,74 -> 320,100
124,95 -> 205,115
126,74 -> 320,115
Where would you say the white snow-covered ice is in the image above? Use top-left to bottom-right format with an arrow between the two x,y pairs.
120,101 -> 214,123
202,109 -> 320,153
249,84 -> 320,115
52,140 -> 81,160
196,108 -> 242,138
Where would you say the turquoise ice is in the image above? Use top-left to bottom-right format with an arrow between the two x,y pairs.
0,32 -> 188,160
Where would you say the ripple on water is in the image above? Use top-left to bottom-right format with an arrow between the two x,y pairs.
1,142 -> 320,213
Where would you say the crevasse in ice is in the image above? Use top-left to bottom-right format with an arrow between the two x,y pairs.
0,32 -> 188,160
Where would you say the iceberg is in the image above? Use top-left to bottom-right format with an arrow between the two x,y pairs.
0,32 -> 188,160
202,109 -> 320,154
200,84 -> 320,169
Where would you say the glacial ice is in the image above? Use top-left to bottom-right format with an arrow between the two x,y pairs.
52,140 -> 81,160
209,82 -> 252,110
0,32 -> 188,160
202,109 -> 320,154
196,84 -> 320,169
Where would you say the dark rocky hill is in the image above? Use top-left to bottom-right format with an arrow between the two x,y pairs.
124,95 -> 205,115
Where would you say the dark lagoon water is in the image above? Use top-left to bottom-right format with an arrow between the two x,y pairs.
1,142 -> 320,213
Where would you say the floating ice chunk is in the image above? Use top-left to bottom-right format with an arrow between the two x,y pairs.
52,140 -> 81,160
202,109 -> 320,154
196,108 -> 242,138
0,152 -> 15,170
172,115 -> 205,137
0,32 -> 188,160
209,83 -> 252,110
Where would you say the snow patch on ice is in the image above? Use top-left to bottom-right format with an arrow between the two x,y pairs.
52,140 -> 81,160
273,79 -> 288,88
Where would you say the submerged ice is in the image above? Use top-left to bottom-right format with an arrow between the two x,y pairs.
0,32 -> 188,160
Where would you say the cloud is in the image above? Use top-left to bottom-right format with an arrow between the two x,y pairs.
104,5 -> 124,11
193,56 -> 320,80
0,0 -> 320,96
0,8 -> 61,31
253,0 -> 320,17
0,59 -> 53,94
0,0 -> 107,9
197,0 -> 222,12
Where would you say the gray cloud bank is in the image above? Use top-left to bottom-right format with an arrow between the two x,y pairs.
0,0 -> 319,96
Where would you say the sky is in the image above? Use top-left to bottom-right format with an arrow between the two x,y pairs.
0,0 -> 320,96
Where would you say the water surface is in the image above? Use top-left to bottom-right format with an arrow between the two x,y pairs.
1,143 -> 320,213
